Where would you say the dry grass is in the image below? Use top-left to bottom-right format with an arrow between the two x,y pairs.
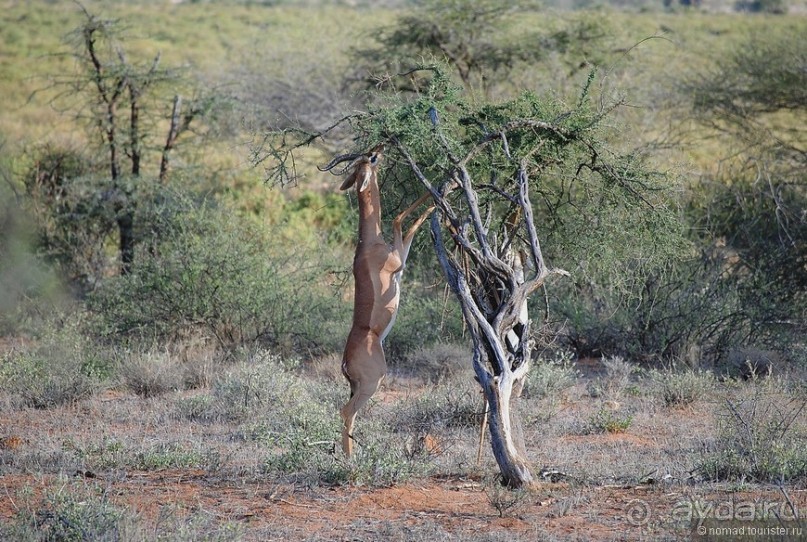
2,345 -> 803,540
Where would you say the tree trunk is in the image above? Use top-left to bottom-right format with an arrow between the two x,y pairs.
117,211 -> 134,275
431,217 -> 535,487
475,348 -> 533,488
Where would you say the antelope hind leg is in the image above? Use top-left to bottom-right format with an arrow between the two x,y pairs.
340,375 -> 384,456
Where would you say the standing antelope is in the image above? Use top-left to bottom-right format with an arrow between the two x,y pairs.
321,145 -> 433,456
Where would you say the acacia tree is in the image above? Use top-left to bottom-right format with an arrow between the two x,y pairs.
350,0 -> 611,97
261,67 -> 683,487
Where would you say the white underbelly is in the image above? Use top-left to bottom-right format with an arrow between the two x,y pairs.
379,273 -> 402,344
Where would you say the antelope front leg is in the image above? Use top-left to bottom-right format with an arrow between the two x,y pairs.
393,193 -> 435,263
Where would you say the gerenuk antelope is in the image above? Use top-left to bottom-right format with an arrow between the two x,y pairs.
320,145 -> 433,456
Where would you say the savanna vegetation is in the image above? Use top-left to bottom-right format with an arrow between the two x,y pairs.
0,0 -> 805,539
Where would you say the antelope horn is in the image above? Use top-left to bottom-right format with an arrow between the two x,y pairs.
318,152 -> 364,174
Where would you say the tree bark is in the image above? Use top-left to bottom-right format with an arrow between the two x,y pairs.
478,354 -> 533,487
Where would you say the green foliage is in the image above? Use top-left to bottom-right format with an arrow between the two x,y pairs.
65,436 -> 127,471
524,352 -> 579,399
735,0 -> 788,13
21,145 -> 116,291
115,348 -> 183,398
335,64 -> 687,298
0,479 -> 243,542
390,377 -> 482,433
690,176 -> 805,349
283,190 -> 355,245
585,406 -> 634,434
190,351 -> 342,441
484,477 -> 532,518
682,31 -> 807,353
687,30 -> 806,139
0,155 -> 66,335
1,482 -> 125,542
134,442 -> 208,470
263,432 -> 429,487
587,356 -> 638,400
88,188 -> 347,352
210,353 -> 434,486
352,0 -> 612,96
385,289 -> 465,360
396,341 -> 470,383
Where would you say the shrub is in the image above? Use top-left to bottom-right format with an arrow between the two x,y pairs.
390,378 -> 483,433
209,352 -> 312,424
585,406 -> 633,434
524,352 -> 579,400
485,476 -> 532,518
115,348 -> 184,398
21,145 -> 115,292
89,191 -> 346,353
385,289 -> 465,360
0,316 -> 105,408
699,383 -> 806,483
735,0 -> 787,12
0,479 -> 243,541
1,482 -> 125,542
394,341 -> 471,382
588,356 -> 637,400
134,442 -> 208,471
649,368 -> 713,407
0,173 -> 65,336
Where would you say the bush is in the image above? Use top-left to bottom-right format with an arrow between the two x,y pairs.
524,352 -> 579,400
389,377 -> 483,433
385,289 -> 465,361
0,316 -> 105,409
699,382 -> 806,483
588,356 -> 637,400
89,190 -> 346,353
649,368 -> 713,407
21,145 -> 117,292
394,341 -> 471,382
585,406 -> 633,434
1,482 -> 125,542
1,479 -> 243,541
115,348 -> 184,398
0,169 -> 65,335
206,351 -> 322,426
735,0 -> 787,12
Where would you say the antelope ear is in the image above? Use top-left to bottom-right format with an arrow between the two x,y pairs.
358,169 -> 372,192
339,176 -> 356,191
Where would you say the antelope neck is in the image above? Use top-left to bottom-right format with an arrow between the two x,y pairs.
357,177 -> 383,243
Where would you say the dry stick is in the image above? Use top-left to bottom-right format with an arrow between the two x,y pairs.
777,485 -> 800,524
476,396 -> 489,465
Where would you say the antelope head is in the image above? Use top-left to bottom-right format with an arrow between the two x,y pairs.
319,145 -> 384,192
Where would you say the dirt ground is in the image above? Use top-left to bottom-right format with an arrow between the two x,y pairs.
1,353 -> 805,541
1,465 -> 803,541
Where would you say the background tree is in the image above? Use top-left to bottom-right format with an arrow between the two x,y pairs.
259,66 -> 685,487
43,5 -> 211,277
350,0 -> 612,98
680,31 -> 806,357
